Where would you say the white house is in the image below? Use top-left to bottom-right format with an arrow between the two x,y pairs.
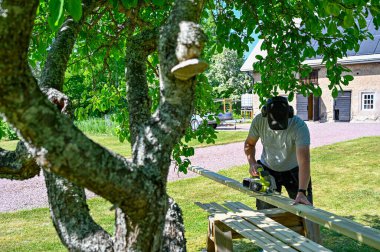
241,23 -> 380,122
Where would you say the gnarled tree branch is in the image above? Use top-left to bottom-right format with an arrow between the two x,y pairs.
44,170 -> 114,251
1,0 -> 205,250
0,0 -> 158,216
131,0 -> 207,181
126,28 -> 158,148
40,0 -> 107,91
36,1 -> 115,250
111,1 -> 207,250
0,141 -> 40,180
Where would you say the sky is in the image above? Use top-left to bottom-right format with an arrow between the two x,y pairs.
232,9 -> 260,60
244,34 -> 259,60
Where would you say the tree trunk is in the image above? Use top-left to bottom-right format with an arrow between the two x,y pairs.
162,197 -> 187,251
44,170 -> 114,251
0,0 -> 206,250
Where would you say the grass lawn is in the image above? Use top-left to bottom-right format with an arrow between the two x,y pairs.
0,137 -> 379,251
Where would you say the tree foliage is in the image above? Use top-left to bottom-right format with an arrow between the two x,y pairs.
246,0 -> 379,102
1,0 -> 380,251
206,48 -> 252,99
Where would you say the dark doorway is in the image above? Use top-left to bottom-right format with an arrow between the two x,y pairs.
298,69 -> 320,121
308,95 -> 313,120
334,91 -> 351,122
313,96 -> 320,121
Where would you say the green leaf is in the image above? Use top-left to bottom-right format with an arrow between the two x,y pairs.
324,3 -> 341,16
66,0 -> 82,21
332,88 -> 338,98
29,59 -> 37,69
342,74 -> 354,85
314,86 -> 322,97
247,25 -> 253,36
0,122 -> 5,140
109,0 -> 118,8
255,55 -> 263,61
329,3 -> 340,17
288,92 -> 294,102
48,0 -> 64,28
327,21 -> 338,34
358,15 -> 367,29
343,13 -> 354,28
152,0 -> 164,7
121,0 -> 138,9
48,11 -> 65,32
344,75 -> 354,81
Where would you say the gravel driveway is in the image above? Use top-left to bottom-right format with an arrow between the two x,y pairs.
1,122 -> 379,212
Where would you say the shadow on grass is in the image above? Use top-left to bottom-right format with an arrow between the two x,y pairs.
198,239 -> 260,252
362,214 -> 380,230
232,239 -> 261,252
321,214 -> 380,252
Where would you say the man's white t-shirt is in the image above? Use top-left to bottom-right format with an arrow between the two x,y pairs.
248,113 -> 310,172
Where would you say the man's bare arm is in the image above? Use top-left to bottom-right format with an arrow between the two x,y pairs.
294,145 -> 311,205
244,136 -> 260,176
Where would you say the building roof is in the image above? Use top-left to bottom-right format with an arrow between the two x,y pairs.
241,17 -> 380,71
240,39 -> 267,72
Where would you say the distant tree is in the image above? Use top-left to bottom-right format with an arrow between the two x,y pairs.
1,0 -> 380,251
206,48 -> 252,99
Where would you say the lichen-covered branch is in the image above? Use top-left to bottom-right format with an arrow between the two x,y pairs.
37,2 -> 115,250
162,197 -> 187,251
44,170 -> 114,251
126,28 -> 158,148
0,141 -> 40,180
157,0 -> 207,141
41,87 -> 72,116
40,0 -> 106,91
110,1 -> 207,250
0,0 -> 155,219
131,0 -> 207,179
1,0 -> 205,250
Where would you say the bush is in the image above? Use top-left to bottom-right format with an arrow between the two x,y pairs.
74,117 -> 117,135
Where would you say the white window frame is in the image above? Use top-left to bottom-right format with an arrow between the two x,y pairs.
361,92 -> 375,110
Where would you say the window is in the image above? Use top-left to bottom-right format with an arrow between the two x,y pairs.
361,92 -> 374,110
301,69 -> 319,85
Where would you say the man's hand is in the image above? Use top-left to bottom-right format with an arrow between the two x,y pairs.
249,163 -> 261,177
293,192 -> 312,205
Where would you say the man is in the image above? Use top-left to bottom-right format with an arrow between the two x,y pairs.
244,96 -> 312,209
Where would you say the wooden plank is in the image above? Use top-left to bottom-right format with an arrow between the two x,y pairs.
223,202 -> 330,252
223,202 -> 325,251
303,219 -> 322,244
210,202 -> 229,213
233,202 -> 304,230
189,166 -> 380,250
213,221 -> 233,252
196,202 -> 228,214
198,202 -> 315,249
215,213 -> 297,252
207,219 -> 216,252
199,201 -> 303,236
257,208 -> 292,216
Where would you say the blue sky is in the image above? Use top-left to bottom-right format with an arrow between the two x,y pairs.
232,9 -> 259,60
244,34 -> 259,59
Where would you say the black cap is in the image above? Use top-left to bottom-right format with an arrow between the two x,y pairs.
267,97 -> 289,130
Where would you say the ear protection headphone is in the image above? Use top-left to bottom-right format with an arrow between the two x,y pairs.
261,96 -> 294,118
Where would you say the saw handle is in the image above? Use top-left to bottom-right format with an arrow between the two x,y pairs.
249,164 -> 263,177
